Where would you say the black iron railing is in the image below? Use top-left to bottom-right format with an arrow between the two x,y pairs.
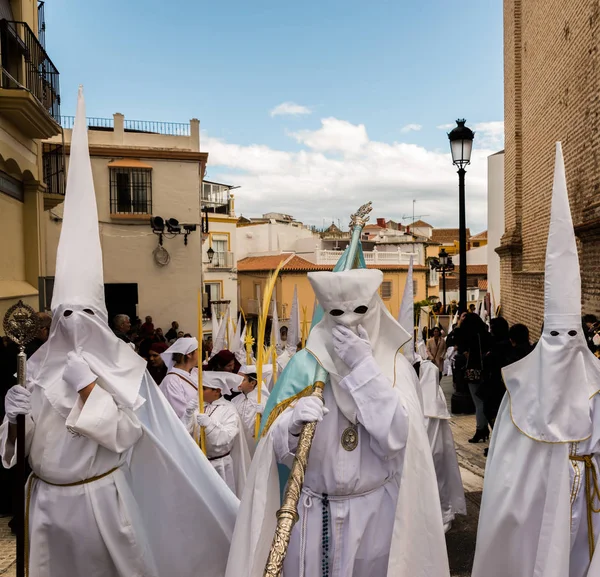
42,143 -> 65,196
60,115 -> 190,136
37,2 -> 45,48
109,167 -> 152,215
0,19 -> 60,122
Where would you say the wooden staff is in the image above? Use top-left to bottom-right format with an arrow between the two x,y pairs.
197,290 -> 206,455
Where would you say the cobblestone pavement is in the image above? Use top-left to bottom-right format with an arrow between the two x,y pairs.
0,376 -> 485,577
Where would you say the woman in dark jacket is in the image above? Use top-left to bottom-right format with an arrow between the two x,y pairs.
480,317 -> 512,429
456,313 -> 492,443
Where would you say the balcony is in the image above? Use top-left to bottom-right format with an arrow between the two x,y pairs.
207,251 -> 234,270
315,248 -> 419,266
42,142 -> 65,209
60,115 -> 190,136
202,180 -> 234,216
0,20 -> 61,139
246,299 -> 260,316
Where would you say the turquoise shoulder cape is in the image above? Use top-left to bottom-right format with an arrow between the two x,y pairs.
258,243 -> 366,497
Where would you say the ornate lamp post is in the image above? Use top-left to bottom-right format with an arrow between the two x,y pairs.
430,248 -> 454,315
448,119 -> 475,313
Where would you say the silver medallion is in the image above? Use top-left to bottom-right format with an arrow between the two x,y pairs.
341,424 -> 358,451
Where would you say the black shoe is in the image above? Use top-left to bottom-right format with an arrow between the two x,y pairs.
468,428 -> 490,443
483,448 -> 489,457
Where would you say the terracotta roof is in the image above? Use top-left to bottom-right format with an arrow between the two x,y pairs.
431,228 -> 472,243
237,253 -> 428,273
478,279 -> 488,290
454,265 -> 488,275
409,220 -> 433,228
471,230 -> 488,240
236,254 -> 293,271
363,224 -> 383,230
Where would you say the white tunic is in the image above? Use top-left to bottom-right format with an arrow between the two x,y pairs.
187,397 -> 247,496
0,383 -> 158,577
271,362 -> 409,577
231,385 -> 269,456
159,368 -> 198,419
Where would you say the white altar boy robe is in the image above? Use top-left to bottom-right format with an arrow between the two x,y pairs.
0,383 -> 157,577
231,384 -> 269,456
159,368 -> 198,418
271,367 -> 408,577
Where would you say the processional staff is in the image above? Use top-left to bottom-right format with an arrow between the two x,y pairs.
263,202 -> 373,576
3,301 -> 40,577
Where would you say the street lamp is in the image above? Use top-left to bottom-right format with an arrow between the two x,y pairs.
448,119 -> 475,313
206,246 -> 215,263
430,248 -> 454,315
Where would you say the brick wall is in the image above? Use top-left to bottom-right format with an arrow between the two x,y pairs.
501,0 -> 600,338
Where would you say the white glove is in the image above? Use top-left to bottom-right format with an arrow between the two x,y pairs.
332,325 -> 373,371
5,385 -> 31,424
183,398 -> 199,424
289,396 -> 329,435
63,351 -> 97,393
196,413 -> 212,428
249,399 -> 265,415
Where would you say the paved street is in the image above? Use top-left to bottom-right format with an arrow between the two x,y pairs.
0,376 -> 484,577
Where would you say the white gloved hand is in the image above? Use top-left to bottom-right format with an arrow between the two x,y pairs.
196,413 -> 212,428
332,325 -> 373,371
289,396 -> 329,435
5,385 -> 31,424
63,351 -> 97,393
183,398 -> 199,423
250,400 -> 266,415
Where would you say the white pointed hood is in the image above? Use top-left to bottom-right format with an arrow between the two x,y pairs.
51,86 -> 106,322
502,142 -> 600,442
306,268 -> 411,422
26,87 -> 146,415
399,256 -> 415,364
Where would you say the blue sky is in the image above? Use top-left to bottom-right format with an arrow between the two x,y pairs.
46,0 -> 504,231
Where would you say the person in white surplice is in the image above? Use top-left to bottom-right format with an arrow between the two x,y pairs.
159,337 -> 199,418
231,365 -> 270,456
184,371 -> 250,497
416,359 -> 466,532
472,143 -> 600,577
225,268 -> 450,577
0,87 -> 238,577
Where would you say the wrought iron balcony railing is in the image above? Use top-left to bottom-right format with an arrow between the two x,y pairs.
0,19 -> 60,123
60,115 -> 190,136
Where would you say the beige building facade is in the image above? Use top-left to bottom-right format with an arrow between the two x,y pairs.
0,0 -> 63,329
500,0 -> 600,335
44,114 -> 207,335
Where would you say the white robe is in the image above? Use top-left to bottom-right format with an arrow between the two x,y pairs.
187,397 -> 250,498
231,385 -> 270,456
159,368 -> 198,419
1,384 -> 156,577
472,394 -> 600,577
226,355 -> 450,577
419,360 -> 466,529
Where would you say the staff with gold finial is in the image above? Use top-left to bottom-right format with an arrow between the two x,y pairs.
3,300 -> 39,577
197,290 -> 206,455
263,202 -> 372,577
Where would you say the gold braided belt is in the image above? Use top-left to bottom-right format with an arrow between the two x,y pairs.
25,466 -> 120,577
569,454 -> 600,560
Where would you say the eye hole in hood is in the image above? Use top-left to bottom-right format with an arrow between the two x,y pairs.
353,305 -> 368,314
329,309 -> 344,317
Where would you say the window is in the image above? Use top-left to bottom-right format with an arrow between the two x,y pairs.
110,168 -> 152,214
380,281 -> 393,300
413,280 -> 418,296
473,241 -> 480,247
203,282 -> 222,318
210,234 -> 229,267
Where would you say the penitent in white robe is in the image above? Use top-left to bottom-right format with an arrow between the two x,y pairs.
231,384 -> 269,456
188,397 -> 250,498
159,368 -> 198,419
472,393 -> 600,577
271,361 -> 409,576
418,360 -> 465,529
0,383 -> 157,577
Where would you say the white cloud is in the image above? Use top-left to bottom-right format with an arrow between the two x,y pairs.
474,121 -> 504,149
400,123 -> 422,133
436,123 -> 455,130
269,102 -> 312,117
204,117 -> 498,232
